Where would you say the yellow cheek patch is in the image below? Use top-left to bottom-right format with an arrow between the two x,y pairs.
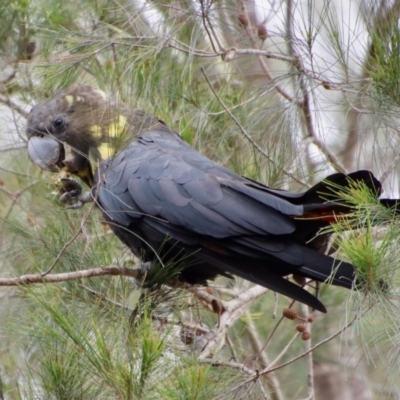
90,124 -> 103,139
89,143 -> 114,176
88,113 -> 128,172
107,115 -> 127,138
65,95 -> 74,107
98,142 -> 113,160
88,143 -> 113,173
89,116 -> 127,142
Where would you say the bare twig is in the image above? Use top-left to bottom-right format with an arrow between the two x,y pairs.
224,285 -> 268,313
286,2 -> 347,174
200,359 -> 254,375
185,286 -> 224,313
0,166 -> 29,178
167,41 -> 302,63
272,292 -> 278,318
300,113 -> 347,174
200,67 -> 310,188
379,150 -> 400,185
202,2 -> 224,52
199,285 -> 268,359
223,308 -> 367,396
0,94 -> 29,118
70,284 -> 211,335
246,314 -> 285,400
225,334 -> 238,362
213,376 -> 259,400
0,144 -> 27,153
295,61 -> 347,174
1,182 -> 37,221
265,332 -> 299,371
258,382 -> 270,400
0,265 -> 141,286
301,302 -> 314,400
42,167 -> 106,276
41,199 -> 96,276
238,5 -> 299,104
167,43 -> 218,58
199,0 -> 219,54
260,310 -> 363,375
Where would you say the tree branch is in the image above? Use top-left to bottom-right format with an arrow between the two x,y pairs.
198,285 -> 268,359
200,67 -> 310,188
0,265 -> 142,286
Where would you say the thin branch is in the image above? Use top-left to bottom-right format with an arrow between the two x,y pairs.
197,92 -> 265,117
301,302 -> 314,400
185,286 -> 224,312
0,144 -> 27,153
265,332 -> 299,371
285,2 -> 347,174
167,43 -> 218,58
202,2 -> 224,52
198,285 -> 268,359
237,7 -> 299,105
42,167 -> 107,276
224,308 -> 367,396
379,150 -> 400,185
0,265 -> 142,286
167,41 -> 302,63
229,48 -> 296,63
258,380 -> 271,400
300,109 -> 347,174
214,376 -> 259,400
225,334 -> 238,362
225,285 -> 268,313
2,182 -> 37,221
0,166 -> 29,178
260,310 -> 362,375
295,60 -> 347,174
41,199 -> 97,276
199,0 -> 219,54
258,314 -> 286,355
246,314 -> 286,400
200,67 -> 310,188
200,359 -> 255,375
69,284 -> 211,335
0,94 -> 29,118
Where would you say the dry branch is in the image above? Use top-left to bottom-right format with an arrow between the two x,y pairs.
0,265 -> 141,286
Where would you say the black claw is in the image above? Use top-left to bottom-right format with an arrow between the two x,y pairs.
59,190 -> 80,204
66,201 -> 84,210
60,177 -> 83,194
57,177 -> 91,209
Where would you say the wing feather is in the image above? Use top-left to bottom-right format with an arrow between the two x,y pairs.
99,130 -> 303,238
94,129 -> 356,312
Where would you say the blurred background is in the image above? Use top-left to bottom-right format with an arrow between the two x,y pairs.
1,0 -> 400,398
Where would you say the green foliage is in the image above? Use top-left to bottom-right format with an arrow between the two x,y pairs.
323,179 -> 399,292
24,286 -> 164,399
158,363 -> 235,400
367,20 -> 400,107
3,0 -> 400,398
13,283 -> 235,400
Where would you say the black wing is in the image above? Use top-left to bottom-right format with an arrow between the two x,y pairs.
96,128 -> 355,312
98,129 -> 303,235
